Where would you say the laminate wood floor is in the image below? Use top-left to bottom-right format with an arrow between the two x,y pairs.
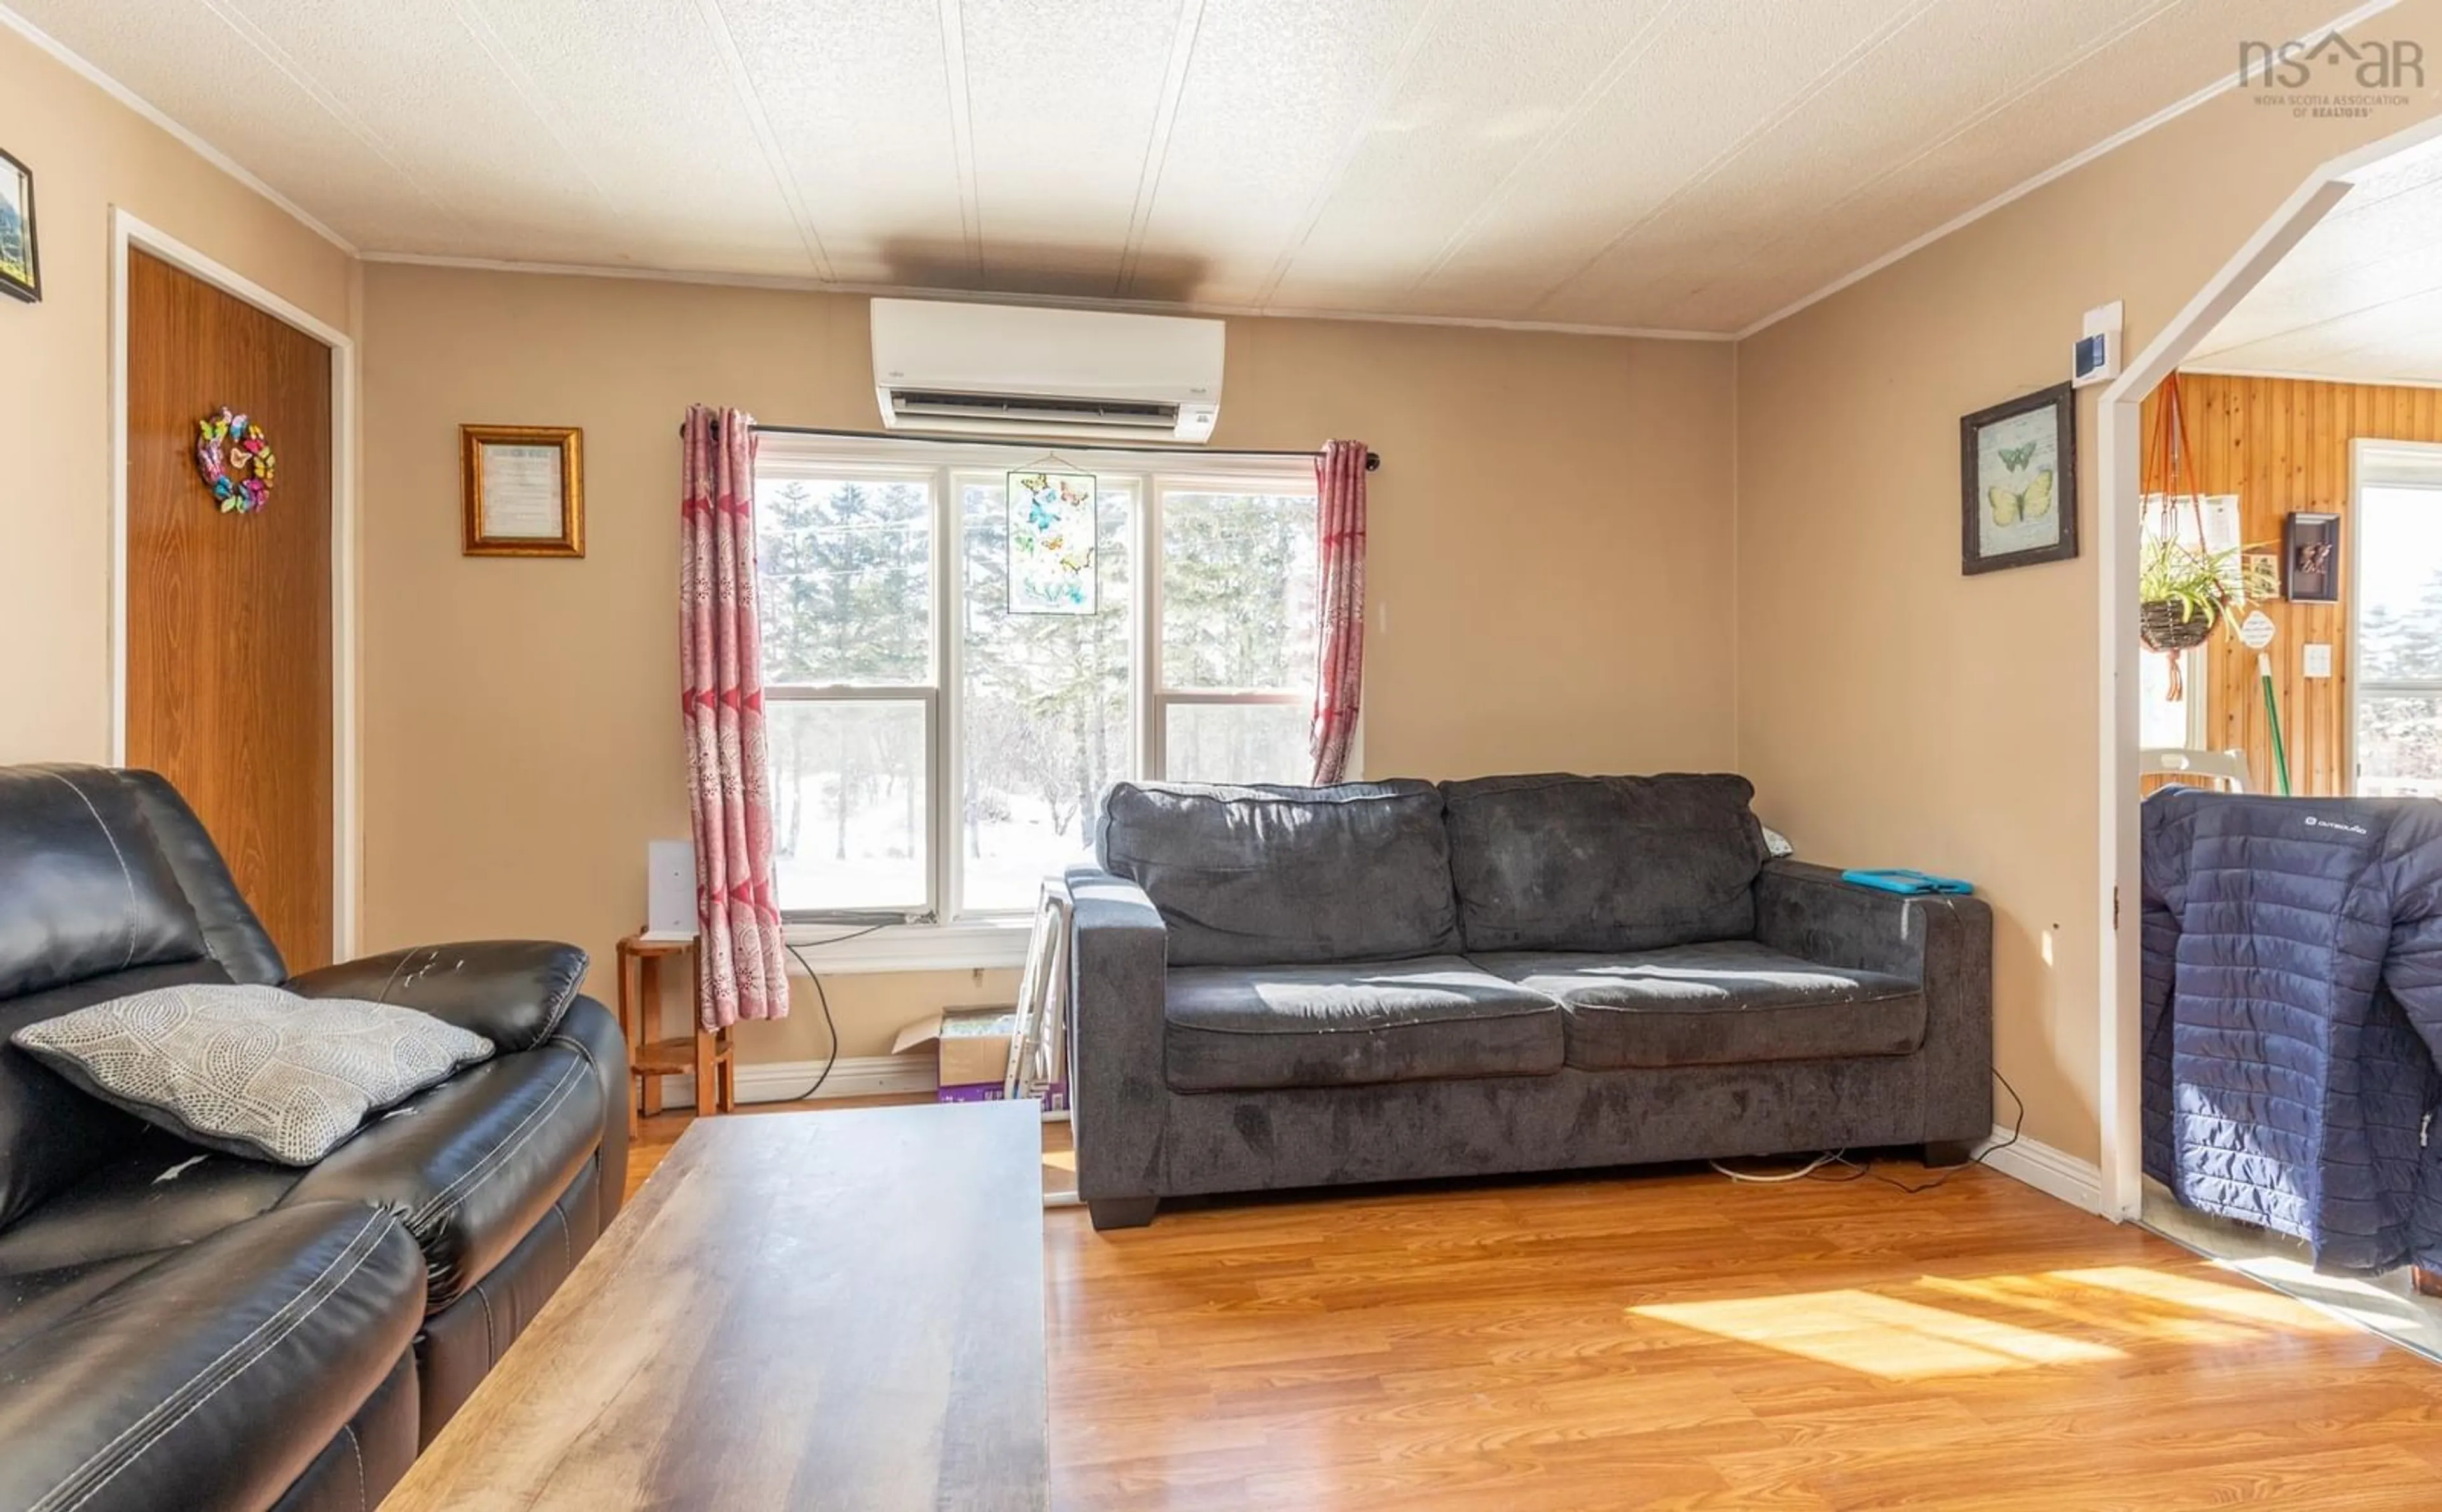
628,1103 -> 2442,1510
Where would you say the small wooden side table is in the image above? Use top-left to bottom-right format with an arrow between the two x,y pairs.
614,933 -> 735,1134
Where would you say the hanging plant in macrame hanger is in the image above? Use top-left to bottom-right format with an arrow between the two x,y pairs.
194,407 -> 277,514
2137,375 -> 2244,699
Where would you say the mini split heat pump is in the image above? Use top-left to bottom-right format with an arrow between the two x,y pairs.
869,297 -> 1224,443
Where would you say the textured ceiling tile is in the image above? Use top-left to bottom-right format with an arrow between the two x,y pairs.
1262,0 -> 1676,311
1408,0 -> 1931,320
5,0 -> 448,247
2195,149 -> 2442,373
718,0 -> 967,285
442,0 -> 816,272
2197,144 -> 2442,355
4,0 -> 2397,329
960,0 -> 1180,296
1129,0 -> 1437,306
2197,284 -> 2442,382
222,0 -> 607,242
1610,0 -> 2349,332
1538,0 -> 2158,326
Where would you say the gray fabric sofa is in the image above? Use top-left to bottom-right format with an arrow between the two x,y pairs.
1061,774 -> 1993,1228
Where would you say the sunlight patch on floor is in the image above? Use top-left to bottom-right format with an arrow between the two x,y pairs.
2053,1265 -> 2352,1333
1917,1272 -> 2263,1347
1631,1288 -> 2123,1378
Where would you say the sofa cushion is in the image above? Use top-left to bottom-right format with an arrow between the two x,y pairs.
283,1042 -> 602,1312
0,1131 -> 301,1284
0,1200 -> 426,1512
1441,773 -> 1769,953
0,766 -> 207,1003
1163,956 -> 1562,1091
1470,942 -> 1925,1069
1098,780 -> 1463,966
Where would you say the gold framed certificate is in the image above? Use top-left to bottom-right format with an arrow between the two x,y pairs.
462,425 -> 584,557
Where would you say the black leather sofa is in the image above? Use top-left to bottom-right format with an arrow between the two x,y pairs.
0,766 -> 629,1511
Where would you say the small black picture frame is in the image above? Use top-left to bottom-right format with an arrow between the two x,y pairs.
2284,511 -> 2340,603
1961,382 -> 2078,575
0,146 -> 38,305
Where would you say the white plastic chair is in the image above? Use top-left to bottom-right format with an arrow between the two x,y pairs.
2140,748 -> 2249,792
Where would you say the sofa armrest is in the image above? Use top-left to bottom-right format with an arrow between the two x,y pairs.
286,940 -> 588,1053
548,995 -> 630,1234
1060,866 -> 1169,1207
1753,860 -> 1994,1144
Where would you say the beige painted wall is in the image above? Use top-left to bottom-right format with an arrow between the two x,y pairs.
1735,34 -> 2442,1162
0,27 -> 355,765
357,264 -> 1737,1064
44,0 -> 2394,1145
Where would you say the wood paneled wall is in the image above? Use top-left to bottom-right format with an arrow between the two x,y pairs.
2139,373 -> 2442,796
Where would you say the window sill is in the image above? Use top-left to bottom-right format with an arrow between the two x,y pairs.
780,918 -> 1035,975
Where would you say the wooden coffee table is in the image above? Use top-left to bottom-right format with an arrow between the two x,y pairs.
383,1102 -> 1047,1510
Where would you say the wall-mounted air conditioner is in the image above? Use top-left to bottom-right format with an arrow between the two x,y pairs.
869,298 -> 1223,443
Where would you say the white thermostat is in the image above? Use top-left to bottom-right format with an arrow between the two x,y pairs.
2073,301 -> 2123,388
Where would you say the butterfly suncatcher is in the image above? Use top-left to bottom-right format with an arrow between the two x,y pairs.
1007,469 -> 1098,615
1989,469 -> 2054,528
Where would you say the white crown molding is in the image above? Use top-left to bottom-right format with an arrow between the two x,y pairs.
0,3 -> 357,256
1977,1124 -> 2104,1214
1735,0 -> 2406,341
355,249 -> 1741,341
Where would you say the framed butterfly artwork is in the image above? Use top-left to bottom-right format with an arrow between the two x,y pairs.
1960,382 -> 2077,575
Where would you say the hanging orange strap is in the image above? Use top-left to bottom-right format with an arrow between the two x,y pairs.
2143,374 -> 2214,703
2144,374 -> 2211,547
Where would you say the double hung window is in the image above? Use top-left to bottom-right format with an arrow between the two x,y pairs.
755,439 -> 1321,933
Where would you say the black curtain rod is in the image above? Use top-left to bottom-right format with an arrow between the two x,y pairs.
684,419 -> 1379,471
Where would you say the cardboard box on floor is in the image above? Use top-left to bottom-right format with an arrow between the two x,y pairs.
888,1006 -> 1059,1113
892,1006 -> 1068,1111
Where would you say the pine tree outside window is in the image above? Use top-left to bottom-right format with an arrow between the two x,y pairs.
755,438 -> 1321,928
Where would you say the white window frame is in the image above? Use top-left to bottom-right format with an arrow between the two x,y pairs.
754,457 -> 947,927
2138,643 -> 2209,752
2350,440 -> 2442,795
757,436 -> 1321,969
1143,474 -> 1316,780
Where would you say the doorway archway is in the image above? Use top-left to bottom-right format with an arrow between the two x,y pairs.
2095,114 -> 2442,1218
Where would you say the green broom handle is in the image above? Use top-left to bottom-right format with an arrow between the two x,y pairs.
2258,652 -> 2292,796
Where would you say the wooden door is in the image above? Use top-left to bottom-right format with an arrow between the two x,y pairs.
125,249 -> 334,969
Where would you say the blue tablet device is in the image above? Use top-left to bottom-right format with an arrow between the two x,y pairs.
1839,868 -> 1974,896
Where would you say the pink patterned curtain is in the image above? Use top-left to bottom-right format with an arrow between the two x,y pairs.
680,405 -> 789,1029
1309,440 -> 1369,785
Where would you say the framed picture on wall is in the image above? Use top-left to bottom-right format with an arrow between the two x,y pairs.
1960,382 -> 2078,574
0,146 -> 39,305
2284,511 -> 2340,602
461,425 -> 584,557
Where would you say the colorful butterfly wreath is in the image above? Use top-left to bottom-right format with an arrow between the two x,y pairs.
195,407 -> 276,514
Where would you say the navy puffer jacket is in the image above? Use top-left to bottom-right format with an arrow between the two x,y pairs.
2141,787 -> 2442,1272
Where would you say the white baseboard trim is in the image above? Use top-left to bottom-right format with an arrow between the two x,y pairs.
1976,1124 -> 2104,1214
660,1054 -> 937,1110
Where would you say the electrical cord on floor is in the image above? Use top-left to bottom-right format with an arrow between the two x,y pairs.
780,926 -> 890,1103
1710,1150 -> 1847,1183
1709,1069 -> 2027,1192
